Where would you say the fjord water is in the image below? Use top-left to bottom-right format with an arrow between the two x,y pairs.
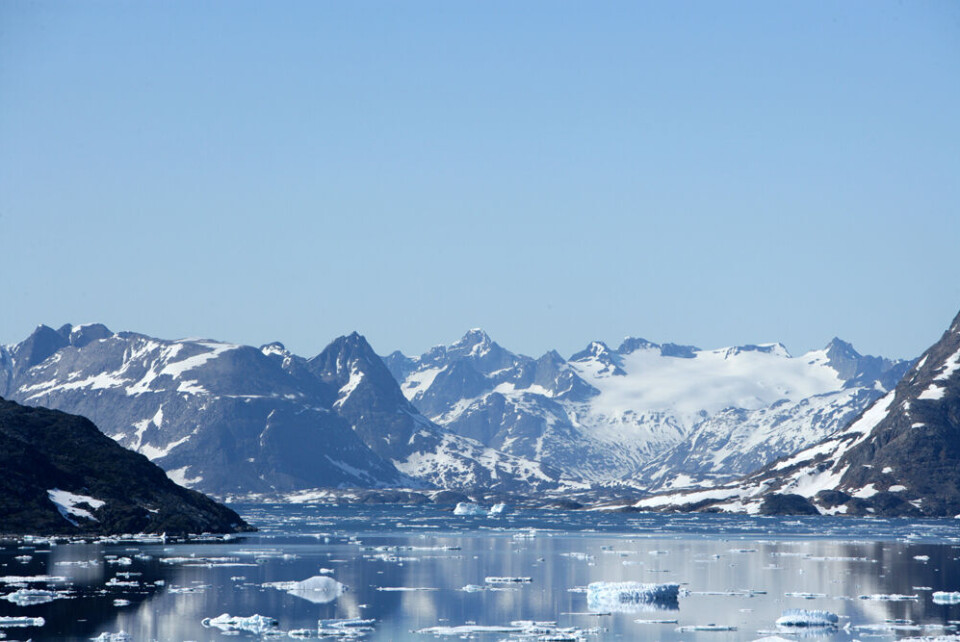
2,505 -> 959,641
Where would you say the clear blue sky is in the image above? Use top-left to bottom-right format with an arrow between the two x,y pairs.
2,1 -> 958,361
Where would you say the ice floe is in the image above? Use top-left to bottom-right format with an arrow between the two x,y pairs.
2,588 -> 63,606
0,616 -> 45,628
775,609 -> 839,628
933,592 -> 960,604
586,581 -> 680,613
676,624 -> 737,632
201,613 -> 279,635
263,575 -> 346,604
485,576 -> 532,584
452,502 -> 486,516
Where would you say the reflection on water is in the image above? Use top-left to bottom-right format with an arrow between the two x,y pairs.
0,505 -> 958,641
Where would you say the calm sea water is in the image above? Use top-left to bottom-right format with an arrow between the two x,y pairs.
1,504 -> 959,641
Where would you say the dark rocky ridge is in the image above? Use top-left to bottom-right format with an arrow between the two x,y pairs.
0,397 -> 251,535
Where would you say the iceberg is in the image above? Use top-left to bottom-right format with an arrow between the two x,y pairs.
488,503 -> 507,516
3,588 -> 61,606
263,575 -> 346,604
933,591 -> 960,605
201,613 -> 279,635
775,609 -> 839,628
0,616 -> 45,628
586,582 -> 680,613
453,502 -> 486,516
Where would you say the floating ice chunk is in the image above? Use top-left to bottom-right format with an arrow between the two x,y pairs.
775,609 -> 839,628
676,624 -> 737,632
201,613 -> 279,635
317,617 -> 376,637
263,575 -> 346,604
375,586 -> 438,591
859,593 -> 919,601
112,599 -> 131,607
635,618 -> 679,624
784,592 -> 826,599
586,582 -> 680,613
0,575 -> 67,584
751,637 -> 797,642
933,592 -> 960,604
914,555 -> 930,562
319,618 -> 375,629
488,503 -> 507,516
452,502 -> 486,516
485,576 -> 532,584
416,621 -> 574,637
90,632 -> 133,642
0,616 -> 45,628
3,589 -> 61,606
417,624 -> 528,635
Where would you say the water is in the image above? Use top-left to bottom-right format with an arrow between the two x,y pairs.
1,504 -> 959,641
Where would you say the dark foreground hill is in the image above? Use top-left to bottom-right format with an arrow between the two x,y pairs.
0,397 -> 251,535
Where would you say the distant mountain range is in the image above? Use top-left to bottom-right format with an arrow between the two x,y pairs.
0,325 -> 563,498
385,329 -> 910,489
635,309 -> 960,517
1,322 -> 916,503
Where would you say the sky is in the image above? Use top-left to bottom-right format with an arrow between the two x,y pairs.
1,1 -> 958,361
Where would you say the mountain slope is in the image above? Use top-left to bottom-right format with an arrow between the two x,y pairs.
0,397 -> 250,535
636,309 -> 960,517
304,332 -> 566,491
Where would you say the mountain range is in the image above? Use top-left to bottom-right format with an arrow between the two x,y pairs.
385,329 -> 910,489
0,322 -> 912,502
635,309 -> 960,517
0,325 -> 562,498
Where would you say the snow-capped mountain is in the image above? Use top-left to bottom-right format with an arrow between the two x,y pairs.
636,308 -> 960,517
385,331 -> 910,487
1,325 -> 563,496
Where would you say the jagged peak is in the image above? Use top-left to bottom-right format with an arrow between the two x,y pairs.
617,337 -> 660,355
452,328 -> 492,347
570,340 -> 620,364
537,349 -> 566,365
824,336 -> 861,358
721,342 -> 791,359
259,341 -> 287,357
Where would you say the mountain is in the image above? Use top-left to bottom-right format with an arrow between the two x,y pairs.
0,396 -> 250,535
1,325 -> 563,497
636,309 -> 960,517
385,330 -> 910,487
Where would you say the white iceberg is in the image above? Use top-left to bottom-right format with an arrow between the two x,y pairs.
775,609 -> 839,628
485,576 -> 532,584
3,588 -> 62,606
933,591 -> 960,604
488,503 -> 507,516
586,582 -> 680,613
0,616 -> 45,628
201,613 -> 279,635
263,575 -> 346,604
453,502 -> 486,516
